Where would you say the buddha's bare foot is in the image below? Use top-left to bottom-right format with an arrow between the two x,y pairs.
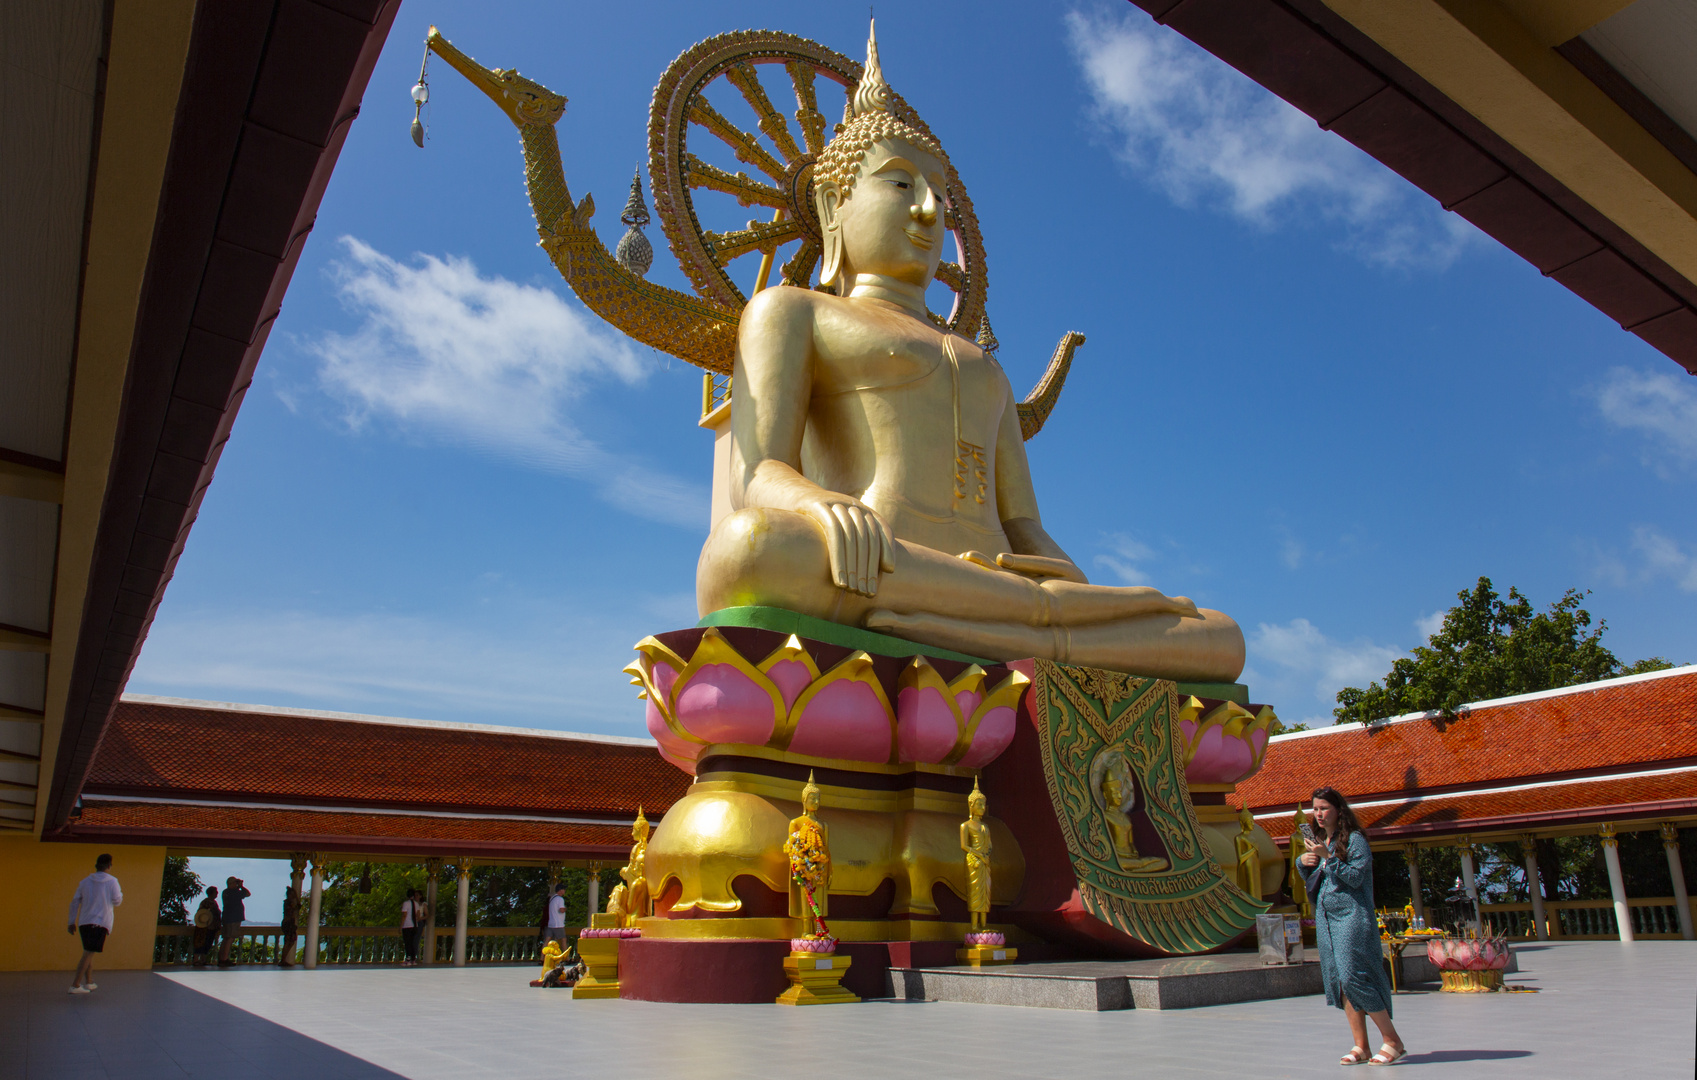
1039,580 -> 1199,625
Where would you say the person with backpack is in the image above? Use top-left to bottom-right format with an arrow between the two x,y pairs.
192,886 -> 221,967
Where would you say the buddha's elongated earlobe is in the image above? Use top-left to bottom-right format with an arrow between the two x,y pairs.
816,182 -> 844,289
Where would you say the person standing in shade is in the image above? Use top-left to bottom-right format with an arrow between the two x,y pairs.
400,888 -> 428,965
217,876 -> 249,968
1299,787 -> 1406,1067
66,853 -> 123,993
192,885 -> 220,967
545,882 -> 569,946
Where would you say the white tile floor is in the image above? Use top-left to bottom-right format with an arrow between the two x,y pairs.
5,941 -> 1691,1079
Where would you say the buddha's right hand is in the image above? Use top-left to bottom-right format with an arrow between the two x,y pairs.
804,496 -> 895,597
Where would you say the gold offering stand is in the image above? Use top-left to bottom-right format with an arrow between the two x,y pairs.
777,946 -> 858,1006
570,917 -> 625,1000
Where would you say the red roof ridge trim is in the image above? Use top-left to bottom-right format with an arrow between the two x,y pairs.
117,694 -> 658,747
78,792 -> 643,827
1267,665 -> 1697,744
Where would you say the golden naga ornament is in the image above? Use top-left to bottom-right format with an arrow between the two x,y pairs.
420,24 -> 1079,438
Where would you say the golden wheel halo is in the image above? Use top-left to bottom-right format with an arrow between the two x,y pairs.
648,30 -> 988,334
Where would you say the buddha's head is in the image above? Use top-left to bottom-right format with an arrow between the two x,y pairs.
968,776 -> 987,819
632,805 -> 650,843
814,20 -> 950,293
801,770 -> 821,814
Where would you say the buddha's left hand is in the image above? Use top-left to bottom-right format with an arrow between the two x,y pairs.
958,550 -> 1088,584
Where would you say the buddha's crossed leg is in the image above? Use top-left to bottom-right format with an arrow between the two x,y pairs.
698,507 -> 1245,682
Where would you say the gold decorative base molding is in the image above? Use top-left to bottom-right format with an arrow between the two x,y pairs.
777,952 -> 859,1005
1439,968 -> 1503,993
633,915 -> 1026,943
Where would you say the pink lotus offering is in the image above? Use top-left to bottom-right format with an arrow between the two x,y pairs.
790,936 -> 837,954
580,927 -> 641,939
1427,937 -> 1509,971
964,931 -> 1005,947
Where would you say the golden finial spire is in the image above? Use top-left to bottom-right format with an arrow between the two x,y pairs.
852,18 -> 891,118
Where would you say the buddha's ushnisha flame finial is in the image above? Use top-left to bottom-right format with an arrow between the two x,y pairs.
851,18 -> 891,119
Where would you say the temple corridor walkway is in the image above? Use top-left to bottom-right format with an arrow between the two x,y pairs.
3,941 -> 1691,1079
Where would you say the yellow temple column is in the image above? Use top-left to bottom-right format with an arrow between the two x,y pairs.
303,854 -> 324,969
453,859 -> 472,966
1660,824 -> 1694,940
423,858 -> 442,964
1402,843 -> 1424,926
1599,824 -> 1633,942
1518,835 -> 1548,940
585,861 -> 599,922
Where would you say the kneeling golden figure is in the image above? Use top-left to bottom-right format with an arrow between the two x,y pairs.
697,28 -> 1244,682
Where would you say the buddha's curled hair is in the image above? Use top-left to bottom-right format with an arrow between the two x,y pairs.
814,19 -> 949,195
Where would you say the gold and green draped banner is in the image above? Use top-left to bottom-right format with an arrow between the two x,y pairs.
1029,660 -> 1268,954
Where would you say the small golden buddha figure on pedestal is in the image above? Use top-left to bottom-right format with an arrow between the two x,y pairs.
785,773 -> 831,936
960,777 -> 993,931
604,807 -> 652,927
1234,802 -> 1263,900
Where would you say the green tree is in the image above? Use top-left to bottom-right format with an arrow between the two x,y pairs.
157,855 -> 202,925
1334,577 -> 1673,724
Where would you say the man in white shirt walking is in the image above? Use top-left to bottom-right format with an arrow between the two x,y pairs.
67,853 -> 123,993
545,882 -> 569,944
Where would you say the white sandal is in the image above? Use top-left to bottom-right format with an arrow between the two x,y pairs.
1368,1043 -> 1406,1066
1340,1047 -> 1369,1065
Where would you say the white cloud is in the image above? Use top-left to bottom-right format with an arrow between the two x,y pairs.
1595,525 -> 1697,593
1093,533 -> 1160,585
1242,618 -> 1403,725
311,237 -> 707,527
1595,366 -> 1697,470
127,593 -> 697,734
1414,610 -> 1446,640
1064,8 -> 1474,269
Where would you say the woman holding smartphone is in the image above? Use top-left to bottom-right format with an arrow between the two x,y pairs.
1299,786 -> 1406,1066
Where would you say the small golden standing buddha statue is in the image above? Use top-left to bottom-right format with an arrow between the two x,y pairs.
1234,802 -> 1263,900
960,777 -> 993,930
786,772 -> 831,936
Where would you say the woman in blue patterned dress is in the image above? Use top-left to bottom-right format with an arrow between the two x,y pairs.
1299,787 -> 1406,1066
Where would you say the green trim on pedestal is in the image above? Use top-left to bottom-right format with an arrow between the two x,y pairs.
1172,681 -> 1250,705
697,609 -> 1255,704
697,606 -> 992,665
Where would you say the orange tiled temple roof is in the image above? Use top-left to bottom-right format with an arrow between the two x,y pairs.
82,696 -> 688,819
1239,667 -> 1697,843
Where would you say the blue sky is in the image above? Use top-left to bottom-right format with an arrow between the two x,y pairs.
131,0 -> 1697,740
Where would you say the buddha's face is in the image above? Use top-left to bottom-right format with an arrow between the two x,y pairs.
803,787 -> 820,813
819,139 -> 948,288
1101,771 -> 1123,805
968,793 -> 986,818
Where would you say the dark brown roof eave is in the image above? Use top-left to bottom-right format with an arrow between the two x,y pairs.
46,0 -> 404,829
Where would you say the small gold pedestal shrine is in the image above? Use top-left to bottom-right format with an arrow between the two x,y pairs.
572,936 -> 623,1000
1439,969 -> 1502,993
954,944 -> 1017,967
776,952 -> 858,1006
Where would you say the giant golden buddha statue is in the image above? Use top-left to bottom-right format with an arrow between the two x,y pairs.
422,23 -> 1276,981
698,28 -> 1242,683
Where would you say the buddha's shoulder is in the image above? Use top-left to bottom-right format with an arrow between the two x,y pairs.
741,283 -> 832,325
